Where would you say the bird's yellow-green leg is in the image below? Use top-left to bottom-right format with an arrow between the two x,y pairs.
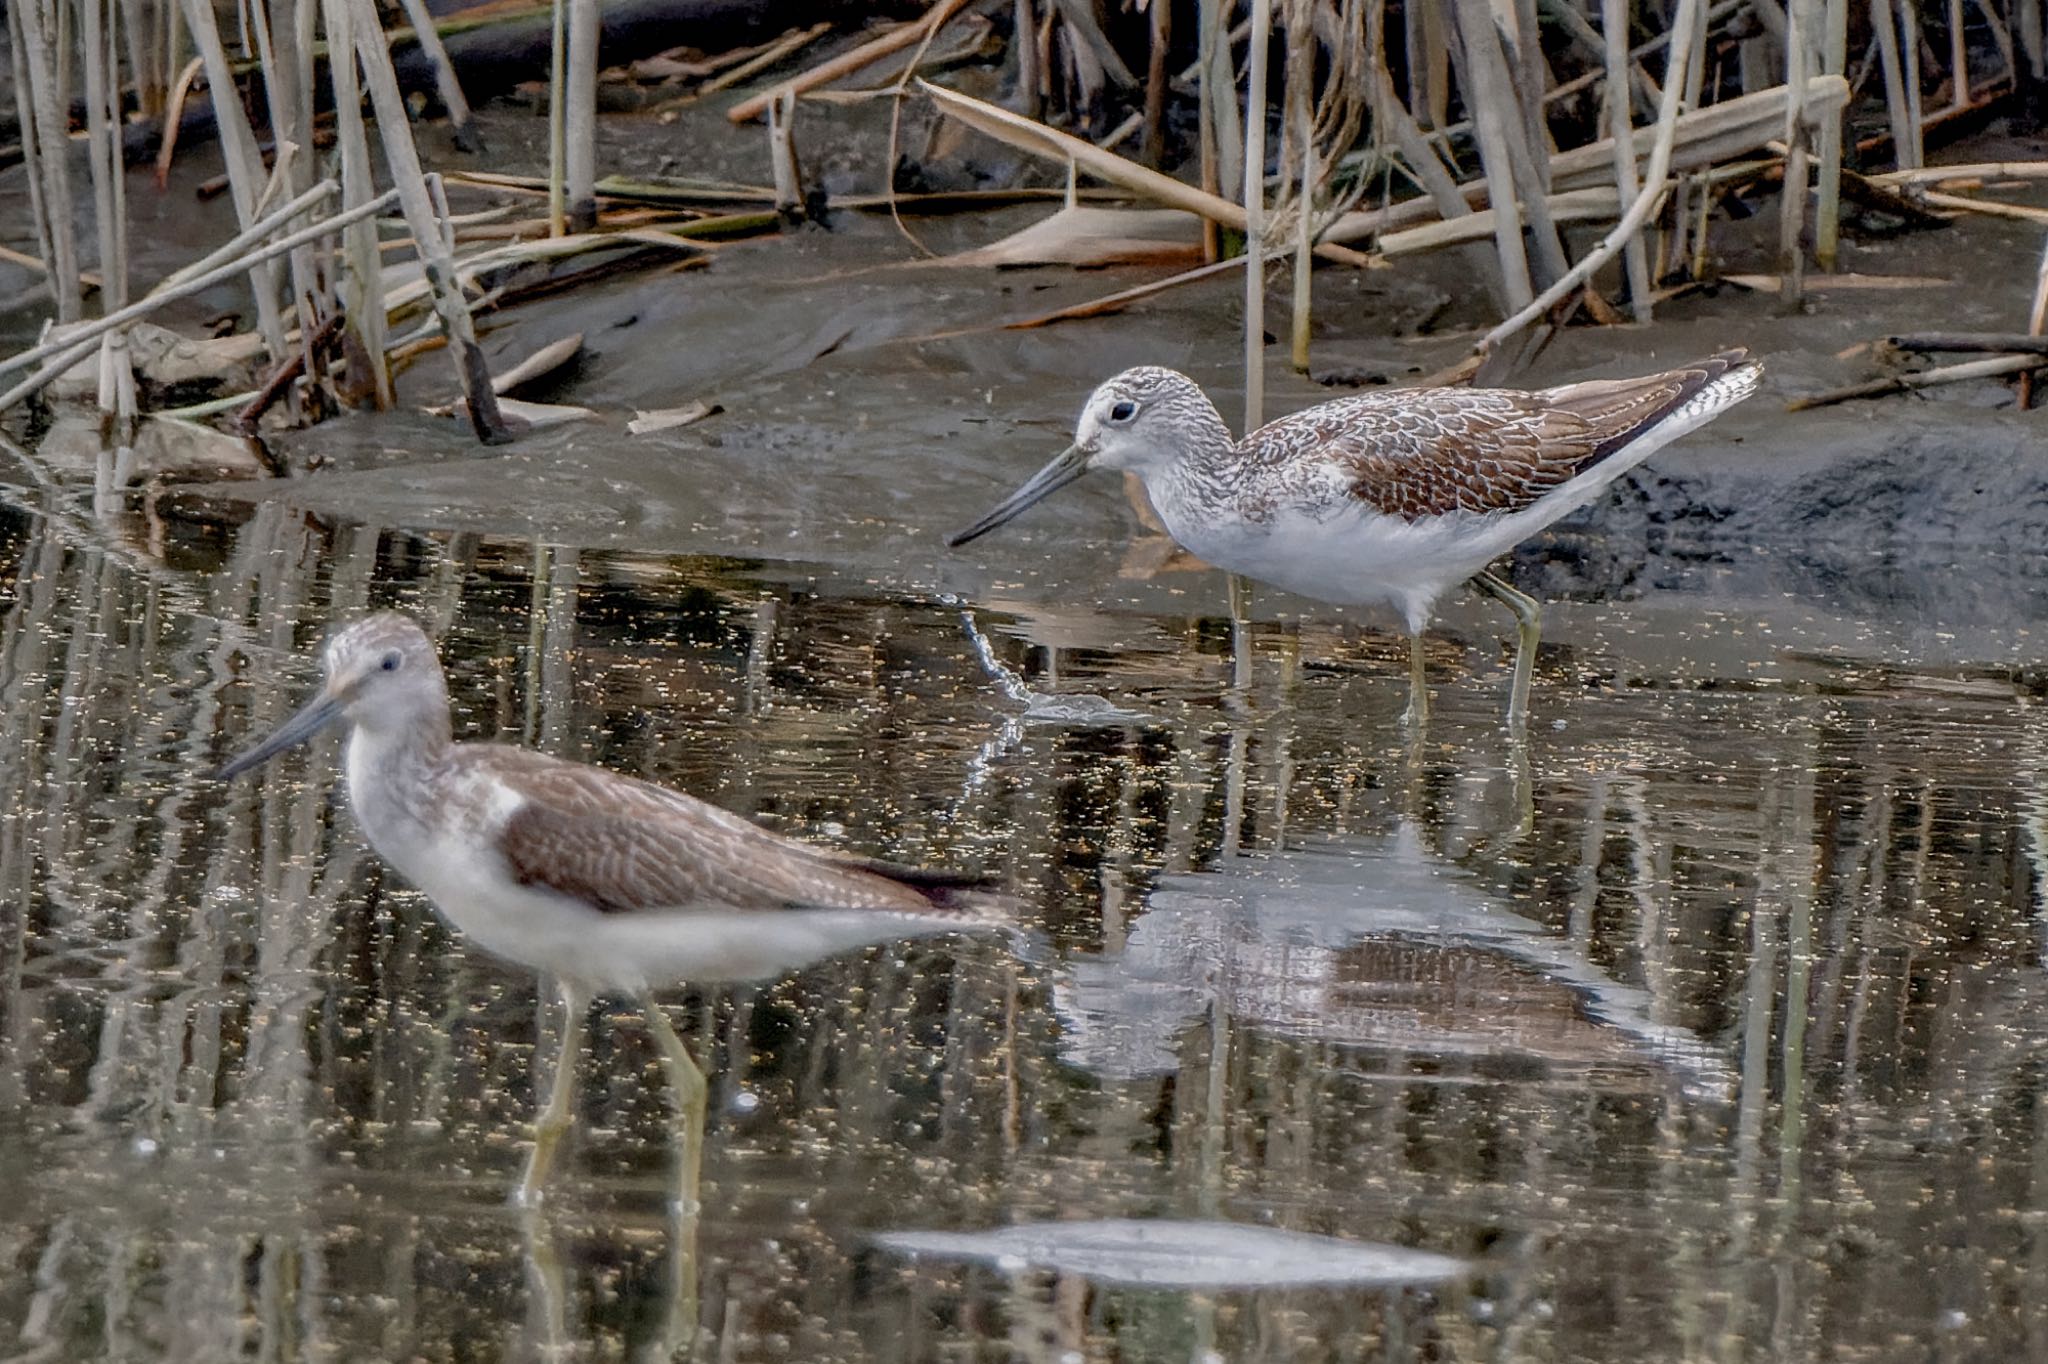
639,995 -> 707,1215
518,979 -> 588,1206
1403,632 -> 1429,730
639,994 -> 706,1354
1474,570 -> 1541,728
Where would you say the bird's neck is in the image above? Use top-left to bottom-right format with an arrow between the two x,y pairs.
1143,394 -> 1241,521
344,710 -> 453,850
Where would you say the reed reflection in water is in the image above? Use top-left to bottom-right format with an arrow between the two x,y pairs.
2,494 -> 2047,1362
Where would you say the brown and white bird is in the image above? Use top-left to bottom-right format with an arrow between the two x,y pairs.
949,351 -> 1762,724
219,612 -> 1002,1202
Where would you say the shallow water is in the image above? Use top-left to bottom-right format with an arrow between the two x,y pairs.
5,132 -> 2048,1359
4,450 -> 2048,1363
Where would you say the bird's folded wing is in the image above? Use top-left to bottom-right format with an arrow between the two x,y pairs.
487,755 -> 937,915
1277,359 -> 1726,523
1273,392 -> 1604,521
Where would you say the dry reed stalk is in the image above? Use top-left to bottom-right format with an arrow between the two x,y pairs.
1779,0 -> 1816,308
1291,119 -> 1313,373
1365,0 -> 1476,231
728,0 -> 970,123
1871,0 -> 1923,169
1014,0 -> 1040,119
1603,0 -> 1652,320
81,0 -> 127,310
1142,0 -> 1169,167
13,0 -> 81,324
116,0 -> 156,116
1814,0 -> 1848,269
1242,0 -> 1271,431
6,5 -> 59,313
1448,0 -> 1537,307
1875,160 -> 2048,182
548,0 -> 567,236
919,80 -> 1369,268
0,185 -> 381,415
692,23 -> 833,100
343,0 -> 506,441
1454,0 -> 1569,287
1378,187 -> 1624,254
768,89 -> 803,213
1949,0 -> 1970,106
1788,352 -> 2048,410
565,0 -> 600,230
1200,0 -> 1242,225
391,0 -> 482,151
1918,189 -> 2048,221
1478,0 -> 1704,353
1886,331 -> 2048,353
1284,0 -> 1312,374
322,0 -> 391,410
250,0 -> 327,420
1900,0 -> 1926,158
1327,75 -> 1846,249
178,0 -> 291,363
2017,229 -> 2048,407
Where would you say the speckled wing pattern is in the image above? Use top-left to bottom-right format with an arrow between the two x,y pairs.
476,746 -> 986,917
1251,351 -> 1749,523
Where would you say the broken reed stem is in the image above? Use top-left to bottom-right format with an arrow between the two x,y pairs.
1814,0 -> 1848,269
1242,0 -> 1271,432
565,0 -> 600,230
1602,0 -> 1652,321
235,313 -> 347,433
1478,0 -> 1704,354
344,0 -> 507,443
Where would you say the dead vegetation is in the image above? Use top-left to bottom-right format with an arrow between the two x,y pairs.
1,0 -> 2044,495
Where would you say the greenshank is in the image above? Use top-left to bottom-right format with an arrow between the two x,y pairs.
949,351 -> 1761,723
218,612 -> 1003,1203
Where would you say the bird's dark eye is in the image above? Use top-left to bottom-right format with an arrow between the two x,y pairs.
1109,399 -> 1137,422
380,652 -> 401,672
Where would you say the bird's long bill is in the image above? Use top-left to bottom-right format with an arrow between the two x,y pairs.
945,443 -> 1091,548
217,691 -> 344,780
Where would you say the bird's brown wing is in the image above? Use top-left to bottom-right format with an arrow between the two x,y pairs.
475,747 -> 969,916
1252,351 -> 1748,523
